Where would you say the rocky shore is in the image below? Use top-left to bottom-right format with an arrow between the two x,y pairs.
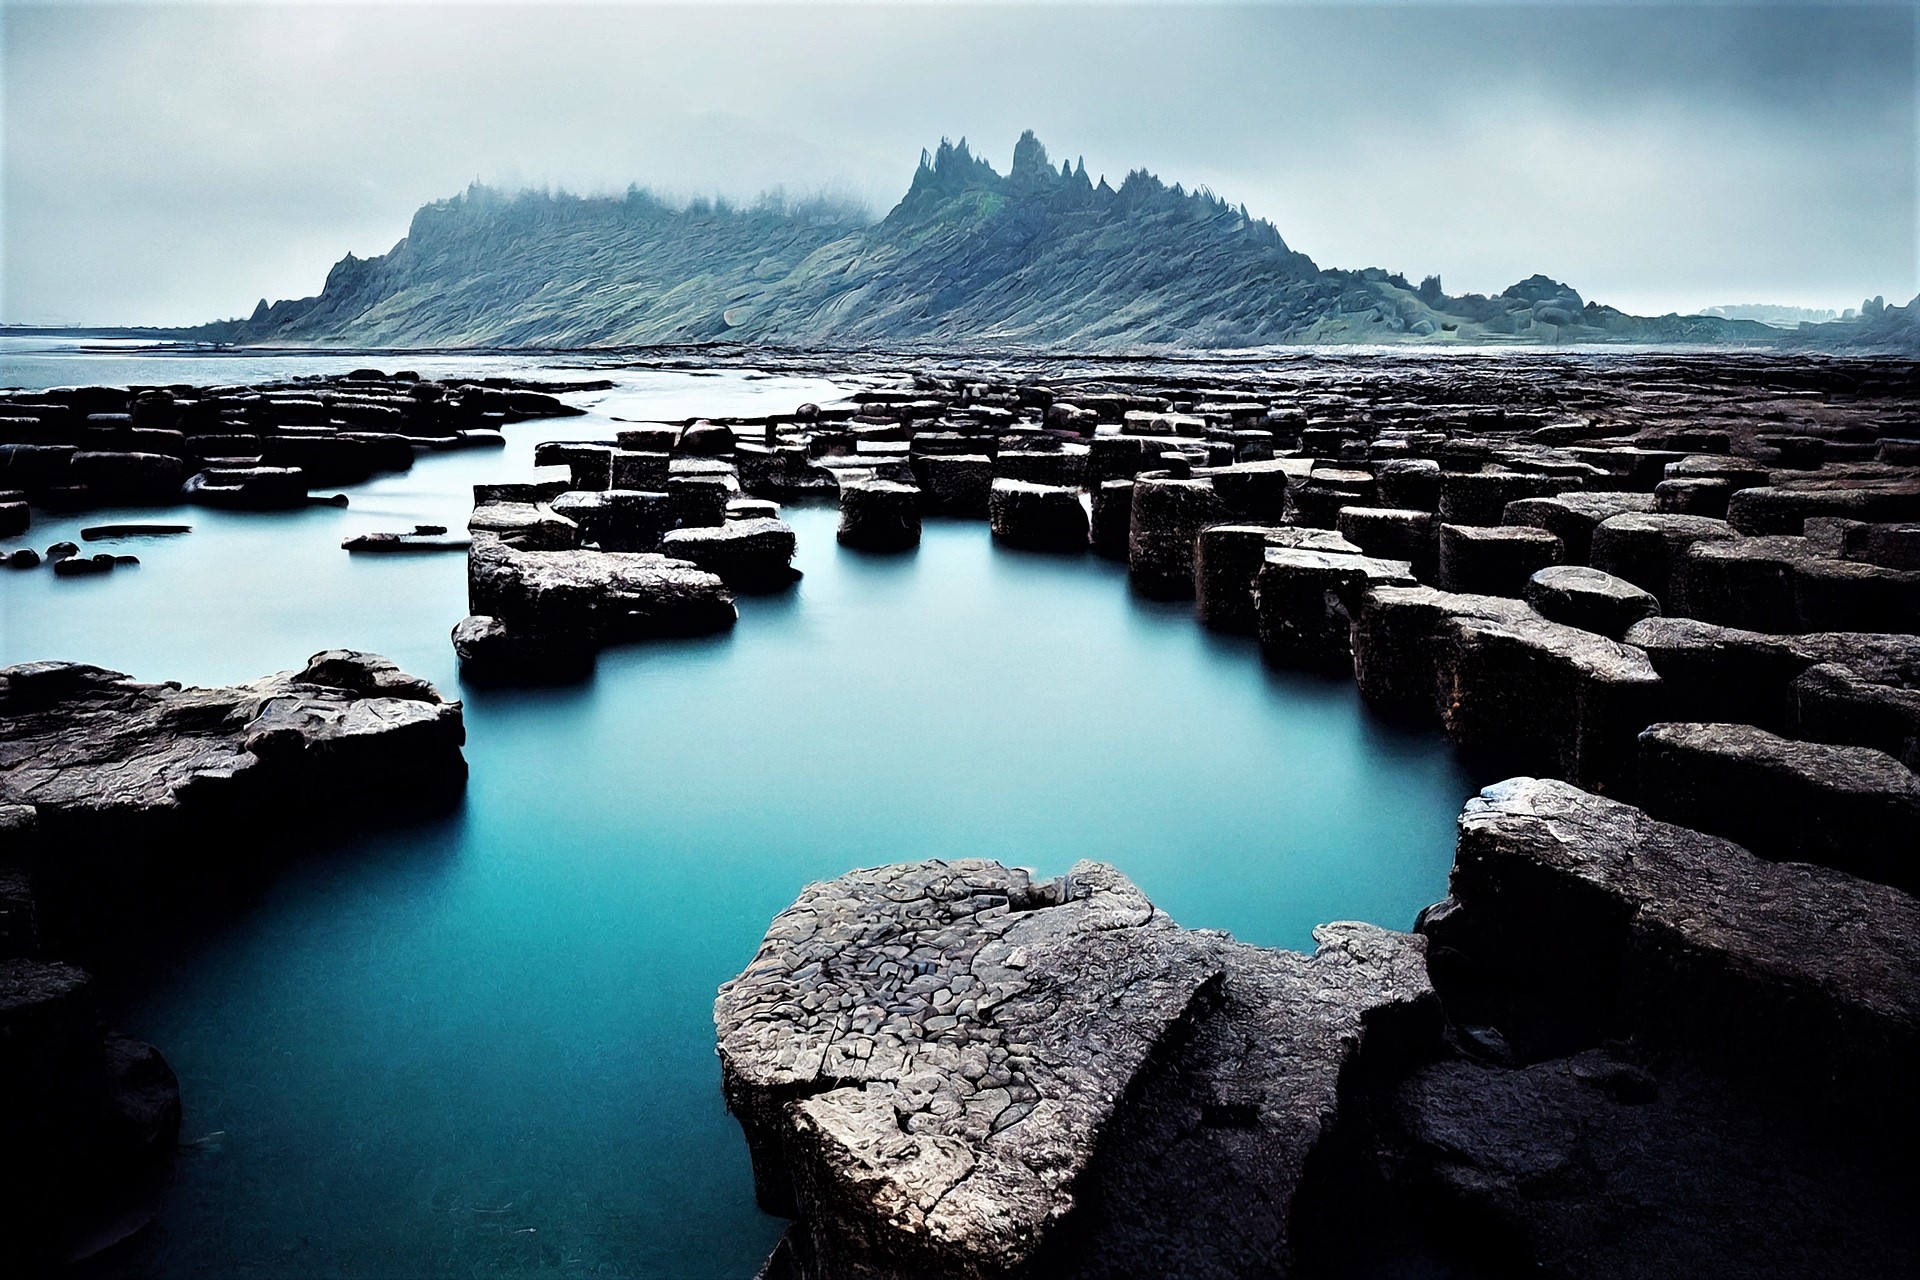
0,652 -> 465,1266
705,352 -> 1920,1277
0,370 -> 594,569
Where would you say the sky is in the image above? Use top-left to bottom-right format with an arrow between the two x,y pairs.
2,0 -> 1915,326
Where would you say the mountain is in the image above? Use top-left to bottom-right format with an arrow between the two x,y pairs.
207,131 -> 1784,351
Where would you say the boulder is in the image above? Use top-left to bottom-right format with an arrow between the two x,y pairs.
467,501 -> 580,552
1436,524 -> 1563,597
659,518 -> 800,591
1523,565 -> 1660,639
838,480 -> 922,552
989,480 -> 1087,553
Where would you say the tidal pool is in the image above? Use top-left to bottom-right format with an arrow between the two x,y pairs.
2,356 -> 1473,1278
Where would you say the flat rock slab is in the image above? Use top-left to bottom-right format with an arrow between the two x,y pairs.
718,859 -> 1434,1280
467,531 -> 736,641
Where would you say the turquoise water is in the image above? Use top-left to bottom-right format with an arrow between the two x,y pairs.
2,354 -> 1473,1278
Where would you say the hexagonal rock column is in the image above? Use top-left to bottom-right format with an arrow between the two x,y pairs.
715,859 -> 1435,1280
660,517 -> 799,591
1255,547 -> 1416,670
912,454 -> 994,517
1420,778 -> 1920,1103
1089,479 -> 1134,560
1129,474 -> 1229,598
838,479 -> 922,551
1635,722 -> 1920,891
1589,513 -> 1739,606
1524,565 -> 1660,639
1436,524 -> 1564,596
987,479 -> 1088,552
1503,491 -> 1656,564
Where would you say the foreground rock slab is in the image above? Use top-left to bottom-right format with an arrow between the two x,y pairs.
717,860 -> 1434,1280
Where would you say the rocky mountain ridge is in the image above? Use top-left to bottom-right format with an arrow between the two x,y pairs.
204,132 -> 1856,352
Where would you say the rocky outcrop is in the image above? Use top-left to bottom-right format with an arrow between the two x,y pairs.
838,479 -> 923,552
660,517 -> 800,590
716,860 -> 1435,1280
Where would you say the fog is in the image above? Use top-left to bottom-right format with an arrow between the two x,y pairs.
3,0 -> 1914,325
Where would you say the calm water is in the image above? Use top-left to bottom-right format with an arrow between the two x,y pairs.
1,346 -> 1474,1279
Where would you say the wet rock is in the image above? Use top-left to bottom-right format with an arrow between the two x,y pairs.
1503,491 -> 1656,563
46,540 -> 79,562
51,554 -> 115,578
1353,585 -> 1536,719
1439,471 -> 1576,527
551,489 -> 676,552
1791,556 -> 1920,633
1588,513 -> 1738,604
1841,521 -> 1920,571
4,548 -> 39,570
451,614 -> 595,686
79,524 -> 190,541
1129,475 -> 1228,598
680,421 -> 736,456
989,479 -> 1087,553
660,518 -> 800,591
181,465 -> 309,510
0,651 -> 466,934
468,532 -> 737,643
1379,1051 -> 1919,1280
912,454 -> 994,517
995,446 -> 1087,488
1636,722 -> 1920,890
1523,565 -> 1660,639
716,859 -> 1435,1280
1201,460 -> 1293,522
1670,534 -> 1815,631
1256,547 -> 1416,669
1424,777 -> 1920,1093
0,499 -> 27,537
1335,507 -> 1436,578
534,441 -> 615,491
1089,479 -> 1134,559
1436,524 -> 1563,597
341,528 -> 471,553
1194,524 -> 1281,633
467,500 -> 580,552
838,479 -> 922,552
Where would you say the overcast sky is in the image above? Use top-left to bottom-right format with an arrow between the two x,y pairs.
3,1 -> 1914,326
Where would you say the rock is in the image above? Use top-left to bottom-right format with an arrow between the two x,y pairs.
1255,547 -> 1416,669
4,548 -> 39,570
1653,476 -> 1733,517
1842,521 -> 1920,571
1353,585 -> 1537,719
1791,556 -> 1920,633
1727,481 -> 1920,536
660,518 -> 800,591
989,480 -> 1087,553
1335,507 -> 1436,578
1523,565 -> 1660,639
912,454 -> 994,517
994,446 -> 1086,488
1670,534 -> 1816,631
610,450 -> 671,492
1503,491 -> 1656,563
1423,777 -> 1920,1097
467,500 -> 580,552
1588,513 -> 1738,604
1200,459 -> 1293,522
46,541 -> 79,562
1636,722 -> 1920,891
1379,1051 -> 1919,1280
1439,470 -> 1575,527
467,532 -> 737,644
451,614 -> 595,686
534,441 -> 614,491
341,530 -> 471,553
182,465 -> 309,510
679,421 -> 736,456
0,500 -> 27,537
1436,524 -> 1563,597
838,480 -> 922,551
51,554 -> 115,578
1623,616 -> 1811,729
616,426 -> 680,453
79,524 -> 190,541
551,489 -> 676,552
1376,458 -> 1441,511
1129,475 -> 1228,598
0,652 -> 466,934
1194,524 -> 1281,634
716,859 -> 1436,1280
668,473 -> 735,531
1089,479 -> 1133,559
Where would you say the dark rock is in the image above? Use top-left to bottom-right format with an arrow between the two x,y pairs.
468,500 -> 580,552
467,532 -> 737,643
679,421 -> 736,456
1089,479 -> 1133,559
341,530 -> 471,553
1636,721 -> 1920,890
182,465 -> 308,510
660,518 -> 800,590
4,548 -> 39,570
1376,458 -> 1441,511
0,500 -> 27,537
1194,523 -> 1282,633
1353,585 -> 1536,719
1436,524 -> 1563,597
46,541 -> 80,561
989,479 -> 1087,553
80,524 -> 190,541
1255,547 -> 1416,669
1129,475 -> 1228,598
1589,512 -> 1737,604
1727,481 -> 1920,536
551,489 -> 676,552
1439,470 -> 1576,527
837,479 -> 922,551
1335,506 -> 1437,578
451,614 -> 595,686
51,554 -> 115,578
1523,565 -> 1660,639
1653,476 -> 1733,517
610,450 -> 671,492
912,454 -> 994,517
1503,491 -> 1656,563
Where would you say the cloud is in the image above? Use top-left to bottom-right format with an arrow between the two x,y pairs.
3,1 -> 1913,325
